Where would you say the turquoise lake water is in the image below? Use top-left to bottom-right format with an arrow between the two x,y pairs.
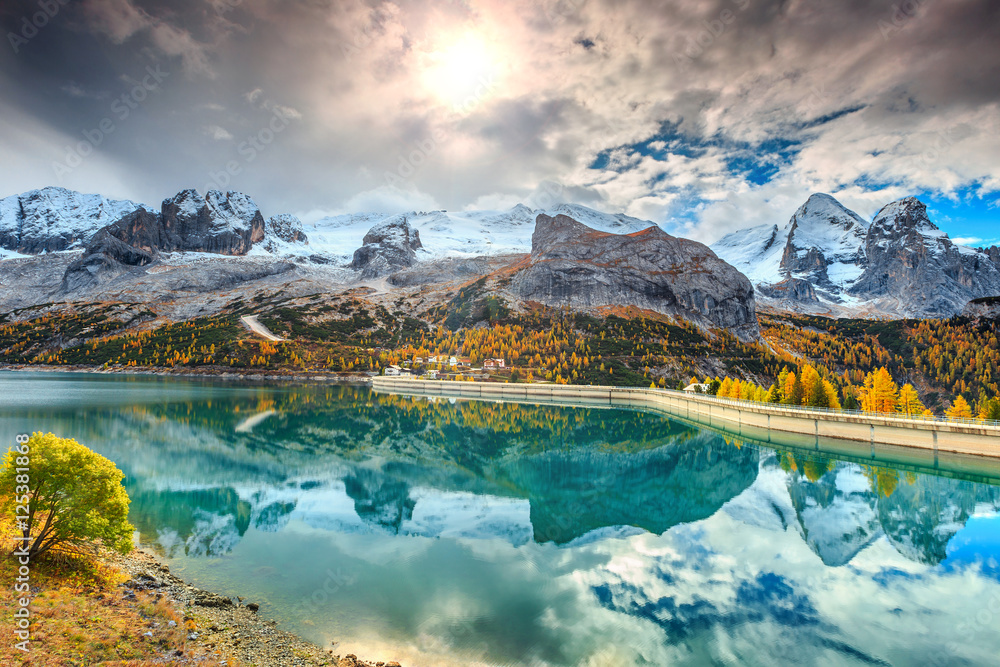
1,371 -> 999,666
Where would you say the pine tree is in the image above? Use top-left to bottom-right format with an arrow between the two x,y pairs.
775,368 -> 790,401
807,371 -> 828,408
860,367 -> 898,414
946,395 -> 973,420
823,379 -> 841,409
719,377 -> 733,398
788,373 -> 806,406
979,397 -> 1000,421
897,384 -> 925,416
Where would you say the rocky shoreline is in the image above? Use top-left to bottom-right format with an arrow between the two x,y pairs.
108,546 -> 396,667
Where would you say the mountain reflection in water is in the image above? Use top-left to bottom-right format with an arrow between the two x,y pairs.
1,373 -> 998,666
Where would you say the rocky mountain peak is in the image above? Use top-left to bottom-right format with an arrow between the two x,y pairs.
0,187 -> 148,254
530,213 -> 667,261
361,216 -> 423,251
159,189 -> 265,255
979,245 -> 1000,265
350,216 -> 423,279
849,196 -> 1000,315
788,193 -> 868,232
167,188 -> 203,216
712,192 -> 1000,318
511,213 -> 759,340
870,197 -> 936,234
260,214 -> 308,253
778,193 -> 869,293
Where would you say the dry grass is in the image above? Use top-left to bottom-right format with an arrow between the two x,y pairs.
0,521 -> 234,666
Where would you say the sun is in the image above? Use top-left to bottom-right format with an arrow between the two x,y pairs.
422,33 -> 499,113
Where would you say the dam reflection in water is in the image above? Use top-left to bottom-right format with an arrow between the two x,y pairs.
1,372 -> 999,666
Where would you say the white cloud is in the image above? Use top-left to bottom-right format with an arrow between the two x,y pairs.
6,0 -> 999,229
464,192 -> 524,211
82,0 -> 213,76
203,125 -> 233,141
338,184 -> 441,215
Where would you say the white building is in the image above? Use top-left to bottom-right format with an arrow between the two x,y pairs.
483,358 -> 506,369
683,383 -> 710,393
384,365 -> 402,377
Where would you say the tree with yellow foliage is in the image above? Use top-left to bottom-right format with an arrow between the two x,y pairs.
719,377 -> 733,398
859,367 -> 898,414
979,396 -> 1000,421
945,395 -> 973,420
896,384 -> 925,416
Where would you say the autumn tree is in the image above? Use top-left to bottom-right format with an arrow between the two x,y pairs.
860,368 -> 899,414
0,433 -> 133,559
802,457 -> 834,483
979,397 -> 1000,421
945,395 -> 973,420
896,384 -> 925,416
866,466 -> 900,498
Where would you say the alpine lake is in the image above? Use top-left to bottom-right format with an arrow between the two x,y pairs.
2,371 -> 999,667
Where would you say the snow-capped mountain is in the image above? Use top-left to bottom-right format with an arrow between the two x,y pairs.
780,194 -> 869,292
787,464 -> 881,566
709,223 -> 789,287
712,193 -> 1000,317
848,197 -> 1000,315
255,213 -> 309,254
712,194 -> 868,294
0,187 -> 659,264
0,186 -> 151,256
301,203 -> 657,261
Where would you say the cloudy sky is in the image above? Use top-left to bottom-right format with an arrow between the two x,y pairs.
1,0 -> 998,243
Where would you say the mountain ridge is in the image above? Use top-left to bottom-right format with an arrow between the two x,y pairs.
3,185 -> 998,322
712,193 -> 1000,318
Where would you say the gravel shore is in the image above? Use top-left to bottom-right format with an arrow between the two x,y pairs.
108,547 -> 397,667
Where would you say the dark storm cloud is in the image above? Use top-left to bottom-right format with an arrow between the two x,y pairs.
0,0 -> 998,233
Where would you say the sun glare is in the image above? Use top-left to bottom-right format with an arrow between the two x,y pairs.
422,33 -> 498,112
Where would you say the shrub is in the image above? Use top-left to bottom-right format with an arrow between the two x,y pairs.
1,433 -> 133,559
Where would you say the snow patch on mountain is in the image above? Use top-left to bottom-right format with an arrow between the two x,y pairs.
712,193 -> 995,317
204,190 -> 261,230
709,223 -> 787,285
780,193 -> 868,290
302,204 -> 658,262
254,213 -> 309,255
0,186 -> 151,254
722,458 -> 800,534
